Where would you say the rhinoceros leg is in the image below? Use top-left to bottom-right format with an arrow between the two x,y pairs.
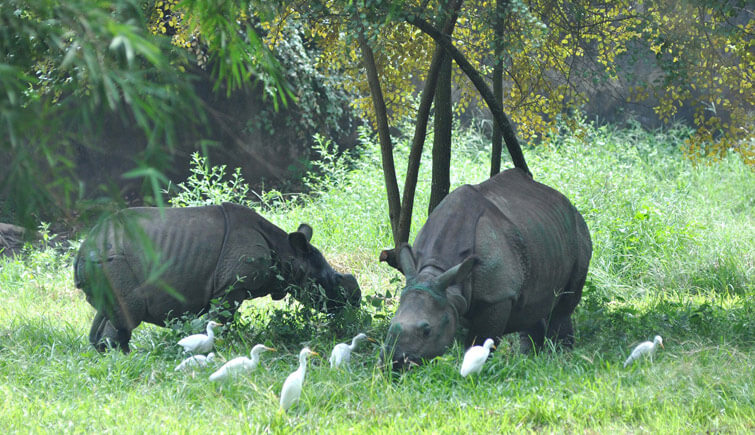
89,311 -> 132,353
519,318 -> 546,354
545,273 -> 586,349
465,300 -> 512,349
546,315 -> 574,348
89,311 -> 108,351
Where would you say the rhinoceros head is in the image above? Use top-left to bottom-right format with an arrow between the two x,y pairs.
382,245 -> 475,370
286,224 -> 361,314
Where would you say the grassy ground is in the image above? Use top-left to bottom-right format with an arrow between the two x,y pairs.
1,121 -> 753,433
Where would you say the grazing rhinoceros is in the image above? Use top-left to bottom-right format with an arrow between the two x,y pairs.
381,168 -> 591,369
75,202 -> 361,352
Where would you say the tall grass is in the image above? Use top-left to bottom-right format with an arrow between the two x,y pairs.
0,120 -> 752,432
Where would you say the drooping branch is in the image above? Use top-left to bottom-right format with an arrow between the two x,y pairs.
396,0 -> 463,245
407,15 -> 531,176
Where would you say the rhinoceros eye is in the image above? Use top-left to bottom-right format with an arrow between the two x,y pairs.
419,321 -> 431,338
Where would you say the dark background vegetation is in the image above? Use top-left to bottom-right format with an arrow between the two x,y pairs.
1,0 -> 752,238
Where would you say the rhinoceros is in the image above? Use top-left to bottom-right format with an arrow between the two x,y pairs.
381,168 -> 591,369
74,202 -> 361,352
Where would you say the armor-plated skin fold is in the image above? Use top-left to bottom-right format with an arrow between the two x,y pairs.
75,203 -> 360,352
382,169 -> 591,369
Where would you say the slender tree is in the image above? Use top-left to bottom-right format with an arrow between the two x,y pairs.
407,15 -> 531,175
356,28 -> 402,243
490,0 -> 507,177
396,0 -> 462,243
429,54 -> 453,214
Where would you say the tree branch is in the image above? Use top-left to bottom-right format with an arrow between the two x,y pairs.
407,15 -> 531,176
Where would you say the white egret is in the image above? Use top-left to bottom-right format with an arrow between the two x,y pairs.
174,352 -> 215,372
460,338 -> 496,377
177,320 -> 222,354
279,347 -> 319,412
624,335 -> 664,367
209,344 -> 276,381
329,333 -> 375,368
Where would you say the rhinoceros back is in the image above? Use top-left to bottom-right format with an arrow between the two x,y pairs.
76,206 -> 226,325
474,169 -> 591,314
476,169 -> 589,283
212,203 -> 284,297
413,168 -> 590,315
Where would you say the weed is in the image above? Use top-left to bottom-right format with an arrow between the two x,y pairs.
166,152 -> 255,208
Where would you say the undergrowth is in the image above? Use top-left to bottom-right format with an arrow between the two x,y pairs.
0,119 -> 752,432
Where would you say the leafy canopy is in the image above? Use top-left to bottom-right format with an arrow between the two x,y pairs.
0,0 -> 290,225
255,0 -> 752,161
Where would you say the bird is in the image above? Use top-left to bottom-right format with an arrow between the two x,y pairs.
177,320 -> 222,354
460,338 -> 496,377
329,333 -> 375,368
174,352 -> 215,372
209,344 -> 276,381
279,347 -> 319,412
624,335 -> 664,368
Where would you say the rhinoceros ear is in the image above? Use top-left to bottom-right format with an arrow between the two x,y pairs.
397,244 -> 417,278
435,256 -> 477,290
296,224 -> 313,242
379,248 -> 402,272
288,231 -> 311,254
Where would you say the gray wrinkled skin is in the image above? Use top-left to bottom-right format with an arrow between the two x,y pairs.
75,203 -> 360,352
383,169 -> 592,370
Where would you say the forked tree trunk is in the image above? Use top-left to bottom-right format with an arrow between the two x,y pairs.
396,0 -> 461,245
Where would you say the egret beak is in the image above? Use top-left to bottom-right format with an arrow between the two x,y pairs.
660,342 -> 664,349
367,337 -> 377,343
311,351 -> 320,357
267,347 -> 277,352
492,344 -> 497,350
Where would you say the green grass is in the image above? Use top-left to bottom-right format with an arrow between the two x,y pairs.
1,121 -> 753,433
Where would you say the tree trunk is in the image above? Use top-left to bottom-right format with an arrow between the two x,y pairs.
395,0 -> 462,245
357,31 -> 401,242
490,0 -> 506,176
408,16 -> 531,176
429,54 -> 452,214
394,1 -> 462,247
